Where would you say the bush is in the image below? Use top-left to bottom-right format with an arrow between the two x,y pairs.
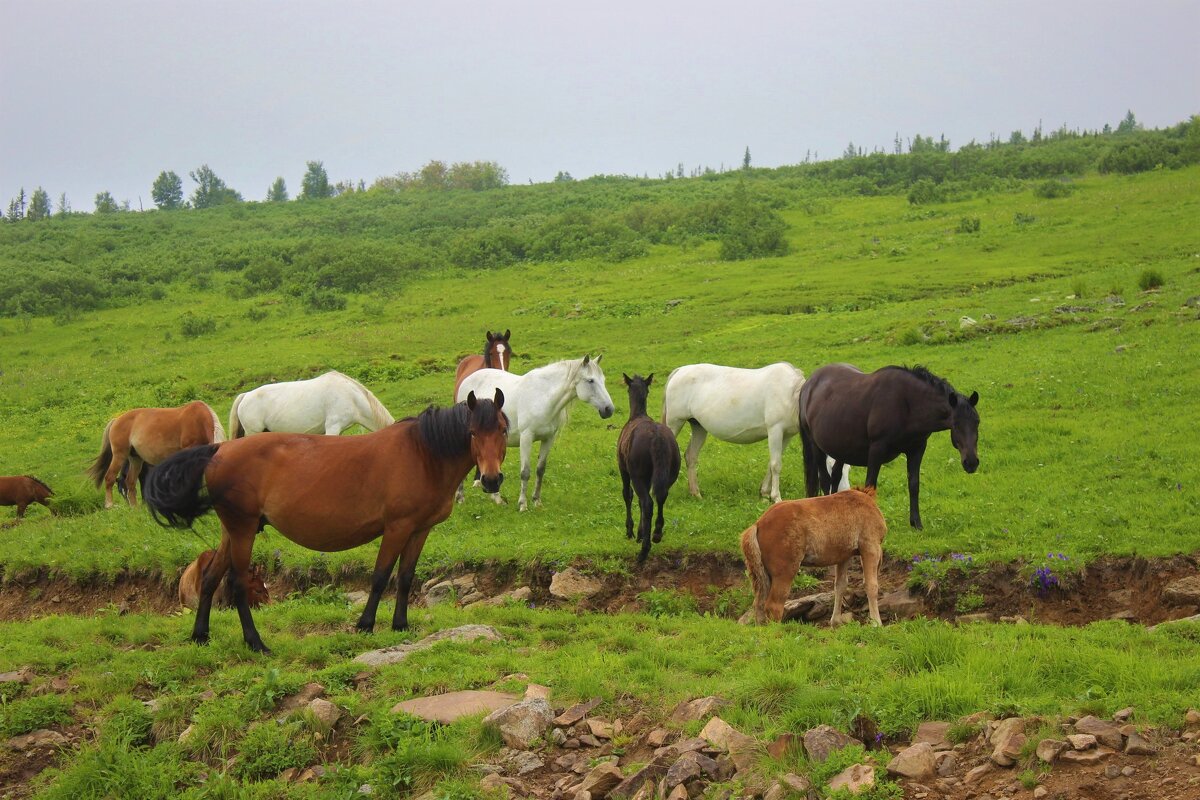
99,697 -> 154,746
956,216 -> 981,234
303,288 -> 348,312
178,312 -> 217,338
1138,269 -> 1165,291
233,721 -> 318,781
1033,179 -> 1074,199
906,179 -> 941,205
0,693 -> 73,738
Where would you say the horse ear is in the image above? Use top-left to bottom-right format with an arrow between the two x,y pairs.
582,354 -> 590,366
623,373 -> 631,385
466,391 -> 478,410
969,391 -> 979,407
486,331 -> 495,342
595,353 -> 603,363
493,388 -> 505,410
646,373 -> 654,385
503,329 -> 510,340
948,393 -> 958,408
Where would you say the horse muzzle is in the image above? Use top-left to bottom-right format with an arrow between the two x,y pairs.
598,405 -> 614,420
962,456 -> 979,474
480,473 -> 504,493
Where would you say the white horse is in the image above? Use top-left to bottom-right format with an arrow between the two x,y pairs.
228,371 -> 395,438
662,362 -> 848,503
456,355 -> 615,511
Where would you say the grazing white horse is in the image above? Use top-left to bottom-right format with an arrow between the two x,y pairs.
228,371 -> 395,438
456,355 -> 615,511
662,362 -> 848,503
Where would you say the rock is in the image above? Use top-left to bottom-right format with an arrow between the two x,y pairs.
802,724 -> 861,763
577,771 -> 625,800
393,690 -> 519,725
1074,715 -> 1124,749
424,580 -> 458,606
989,717 -> 1025,747
1033,787 -> 1048,799
960,316 -> 977,328
1187,708 -> 1200,725
914,721 -> 952,751
780,773 -> 812,795
297,766 -> 325,782
767,732 -> 797,759
550,567 -> 603,600
956,612 -> 992,624
354,624 -> 502,666
1162,576 -> 1200,605
1124,731 -> 1157,755
698,717 -> 758,772
666,752 -> 719,790
991,731 -> 1025,767
1122,766 -> 1136,777
831,611 -> 856,626
665,785 -> 688,800
646,728 -> 671,748
934,750 -> 957,776
762,782 -> 786,800
524,684 -> 552,701
0,668 -> 34,684
1036,739 -> 1068,763
550,728 -> 568,746
781,592 -> 834,622
483,698 -> 555,749
1112,707 -> 1135,723
345,590 -> 370,606
878,589 -> 923,620
610,758 -> 669,799
6,728 -> 68,751
507,750 -> 544,776
1067,733 -> 1097,750
308,698 -> 341,729
669,696 -> 728,724
578,733 -> 601,747
887,742 -> 936,780
480,773 -> 505,792
1058,746 -> 1116,764
827,763 -> 875,795
587,718 -> 615,739
555,697 -> 604,726
963,763 -> 992,785
1104,764 -> 1122,779
178,724 -> 196,745
279,767 -> 299,782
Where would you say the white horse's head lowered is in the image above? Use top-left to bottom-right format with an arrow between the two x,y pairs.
575,355 -> 615,419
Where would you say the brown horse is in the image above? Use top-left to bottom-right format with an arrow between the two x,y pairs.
0,476 -> 53,520
179,549 -> 270,610
88,401 -> 226,508
453,329 -> 512,402
741,486 -> 887,625
617,374 -> 681,563
144,391 -> 507,653
800,364 -> 980,530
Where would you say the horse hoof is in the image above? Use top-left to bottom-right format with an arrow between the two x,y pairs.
248,641 -> 272,654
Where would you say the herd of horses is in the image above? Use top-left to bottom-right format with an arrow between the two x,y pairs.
0,329 -> 982,652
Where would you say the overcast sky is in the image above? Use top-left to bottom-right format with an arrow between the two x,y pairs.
2,1 -> 1197,212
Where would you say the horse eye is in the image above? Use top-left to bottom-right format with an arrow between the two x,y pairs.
588,378 -> 595,384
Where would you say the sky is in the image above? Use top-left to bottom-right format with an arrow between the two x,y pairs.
2,1 -> 1197,212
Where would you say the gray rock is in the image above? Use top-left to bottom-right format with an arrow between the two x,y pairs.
1162,576 -> 1200,605
878,589 -> 923,620
802,724 -> 860,763
506,750 -> 544,776
550,567 -> 603,600
7,728 -> 68,751
483,698 -> 555,749
1124,731 -> 1157,756
935,750 -> 958,776
308,698 -> 341,729
1036,739 -> 1068,763
575,762 -> 625,799
1074,715 -> 1123,749
354,624 -> 502,666
665,752 -> 719,790
887,742 -> 936,780
669,696 -> 728,724
392,690 -> 519,724
1067,733 -> 1097,750
827,764 -> 874,794
699,717 -> 758,773
782,592 -> 834,622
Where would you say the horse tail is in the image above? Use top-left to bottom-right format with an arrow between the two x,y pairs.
650,428 -> 676,500
740,524 -> 770,624
87,420 -> 116,488
365,387 -> 395,429
143,444 -> 219,529
659,366 -> 683,425
228,393 -> 246,439
800,423 -> 820,498
207,402 -> 227,443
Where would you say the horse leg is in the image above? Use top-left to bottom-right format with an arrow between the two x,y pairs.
862,542 -> 883,626
226,526 -> 269,653
531,433 -> 556,509
357,532 -> 404,632
124,457 -> 144,508
831,459 -> 850,492
652,472 -> 669,544
191,538 -> 233,645
906,441 -> 928,530
103,447 -> 130,509
684,421 -> 707,498
763,428 -> 788,503
15,502 -> 27,520
830,558 -> 851,625
636,482 -> 653,563
517,431 -> 534,511
391,527 -> 433,631
619,462 -> 634,539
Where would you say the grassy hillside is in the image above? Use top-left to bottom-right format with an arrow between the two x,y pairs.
1,165 -> 1197,581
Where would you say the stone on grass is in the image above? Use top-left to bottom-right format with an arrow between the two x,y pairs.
354,625 -> 502,666
878,588 -> 923,620
524,684 -> 552,702
1036,739 -> 1069,763
802,724 -> 861,763
827,764 -> 875,795
1067,733 -> 1097,751
1185,709 -> 1200,726
1074,715 -> 1124,749
393,690 -> 519,725
1124,731 -> 1157,756
767,732 -> 797,759
914,721 -> 952,751
549,567 -> 603,600
308,698 -> 341,729
554,697 -> 603,727
781,592 -> 834,622
1162,576 -> 1200,605
887,742 -> 936,780
587,718 -> 615,739
7,729 -> 68,751
1112,707 -> 1135,723
0,669 -> 34,684
483,698 -> 555,749
698,717 -> 758,772
991,730 -> 1026,767
669,696 -> 728,724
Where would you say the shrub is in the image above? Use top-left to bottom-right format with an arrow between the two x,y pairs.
1138,269 -> 1164,291
1033,179 -> 1074,199
0,693 -> 73,738
233,720 -> 318,781
906,179 -> 941,205
1013,211 -> 1036,226
99,697 -> 154,746
303,288 -> 348,312
178,312 -> 217,338
956,216 -> 981,234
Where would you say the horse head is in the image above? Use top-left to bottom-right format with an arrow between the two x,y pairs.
484,329 -> 513,371
948,390 -> 980,473
577,355 -> 615,419
623,373 -> 653,417
466,389 -> 508,493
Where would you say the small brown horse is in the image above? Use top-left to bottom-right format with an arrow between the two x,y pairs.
800,364 -> 980,529
179,549 -> 270,611
741,486 -> 887,625
88,401 -> 225,508
144,391 -> 507,653
453,330 -> 512,402
618,374 -> 681,563
0,476 -> 53,520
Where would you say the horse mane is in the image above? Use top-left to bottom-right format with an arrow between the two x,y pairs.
23,476 -> 52,494
328,370 -> 395,428
413,402 -> 500,459
885,364 -> 954,395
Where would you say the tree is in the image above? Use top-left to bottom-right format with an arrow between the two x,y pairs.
27,188 -> 52,221
300,160 -> 334,200
151,170 -> 184,210
446,161 -> 508,191
266,177 -> 288,202
553,171 -> 575,182
742,146 -> 751,170
189,164 -> 242,208
1117,110 -> 1140,135
6,188 -> 27,221
57,193 -> 71,215
94,191 -> 120,213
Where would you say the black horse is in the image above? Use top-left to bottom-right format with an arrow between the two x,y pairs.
617,374 -> 681,562
799,364 -> 980,529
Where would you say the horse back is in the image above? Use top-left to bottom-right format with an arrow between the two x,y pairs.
757,489 -> 885,567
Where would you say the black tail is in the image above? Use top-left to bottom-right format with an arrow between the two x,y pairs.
800,423 -> 821,498
650,430 -> 677,501
143,444 -> 220,529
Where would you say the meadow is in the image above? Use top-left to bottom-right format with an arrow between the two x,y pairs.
1,142 -> 1199,798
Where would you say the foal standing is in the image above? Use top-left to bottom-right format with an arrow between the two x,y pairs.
618,374 -> 681,562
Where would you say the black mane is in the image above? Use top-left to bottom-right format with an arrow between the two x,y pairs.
23,475 -> 52,493
885,364 -> 954,396
414,400 -> 503,459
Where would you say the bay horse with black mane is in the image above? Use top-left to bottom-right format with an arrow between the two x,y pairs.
143,391 -> 507,653
453,330 -> 512,402
618,374 -> 681,563
88,401 -> 225,508
800,364 -> 980,529
0,476 -> 54,521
